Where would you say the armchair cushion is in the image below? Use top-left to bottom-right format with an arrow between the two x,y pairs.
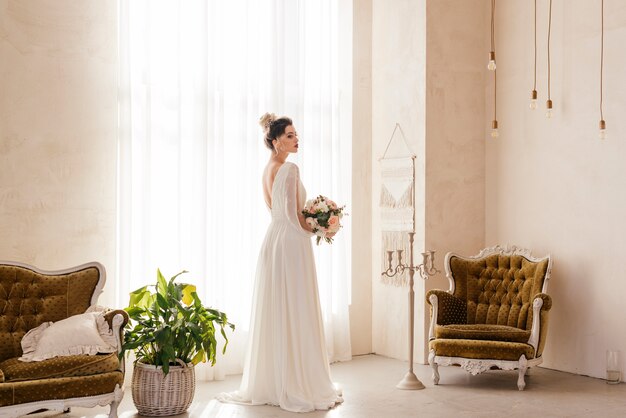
435,324 -> 531,343
0,371 -> 123,407
426,290 -> 467,325
429,339 -> 535,361
0,353 -> 119,382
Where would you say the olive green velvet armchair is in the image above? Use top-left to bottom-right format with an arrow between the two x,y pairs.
426,245 -> 552,390
0,261 -> 128,417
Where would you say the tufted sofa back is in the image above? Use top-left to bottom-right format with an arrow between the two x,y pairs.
0,263 -> 101,362
449,254 -> 549,331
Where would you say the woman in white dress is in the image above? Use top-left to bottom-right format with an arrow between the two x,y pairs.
217,113 -> 343,412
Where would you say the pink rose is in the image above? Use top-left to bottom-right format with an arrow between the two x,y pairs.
328,215 -> 340,232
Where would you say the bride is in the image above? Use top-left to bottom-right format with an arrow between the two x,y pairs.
217,113 -> 343,412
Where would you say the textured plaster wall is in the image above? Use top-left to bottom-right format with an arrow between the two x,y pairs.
371,0 -> 426,362
423,0 -> 486,351
487,0 -> 626,380
0,0 -> 118,307
351,0 -> 373,355
371,0 -> 485,363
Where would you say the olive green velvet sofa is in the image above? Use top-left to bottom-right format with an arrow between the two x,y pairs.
426,245 -> 552,390
0,261 -> 128,417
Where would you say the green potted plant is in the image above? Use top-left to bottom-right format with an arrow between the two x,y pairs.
121,269 -> 234,416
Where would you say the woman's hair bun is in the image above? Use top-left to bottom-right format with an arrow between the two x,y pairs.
259,113 -> 292,150
259,112 -> 277,131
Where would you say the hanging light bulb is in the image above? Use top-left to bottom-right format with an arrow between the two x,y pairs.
487,0 -> 498,140
546,99 -> 553,118
530,90 -> 537,110
487,51 -> 497,71
491,120 -> 499,138
599,120 -> 606,140
488,0 -> 497,71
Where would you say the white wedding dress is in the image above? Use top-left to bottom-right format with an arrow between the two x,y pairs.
217,162 -> 343,412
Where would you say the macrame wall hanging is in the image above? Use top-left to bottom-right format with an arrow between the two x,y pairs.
379,123 -> 416,286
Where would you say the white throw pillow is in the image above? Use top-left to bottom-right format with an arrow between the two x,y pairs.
19,311 -> 118,362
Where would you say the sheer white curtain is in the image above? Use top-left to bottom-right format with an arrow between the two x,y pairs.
117,0 -> 352,380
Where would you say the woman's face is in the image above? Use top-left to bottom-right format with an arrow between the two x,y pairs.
274,125 -> 299,154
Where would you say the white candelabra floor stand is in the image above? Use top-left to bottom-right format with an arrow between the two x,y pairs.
381,232 -> 439,390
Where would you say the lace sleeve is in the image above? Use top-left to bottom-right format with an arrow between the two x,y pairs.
284,163 -> 314,237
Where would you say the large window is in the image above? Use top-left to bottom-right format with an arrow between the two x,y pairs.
117,0 -> 352,378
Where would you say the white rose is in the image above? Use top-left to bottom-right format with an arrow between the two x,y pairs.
317,201 -> 329,212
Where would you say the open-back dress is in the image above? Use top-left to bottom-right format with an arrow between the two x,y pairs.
217,162 -> 342,412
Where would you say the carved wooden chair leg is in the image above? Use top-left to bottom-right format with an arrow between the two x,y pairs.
517,355 -> 528,391
108,400 -> 119,418
428,350 -> 440,385
108,385 -> 123,418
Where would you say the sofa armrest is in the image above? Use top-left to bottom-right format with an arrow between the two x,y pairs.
103,309 -> 130,332
528,293 -> 552,357
426,290 -> 467,340
102,309 -> 129,374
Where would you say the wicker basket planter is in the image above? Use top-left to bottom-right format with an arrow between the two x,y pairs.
131,361 -> 195,416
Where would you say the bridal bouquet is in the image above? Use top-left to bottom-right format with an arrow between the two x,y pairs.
302,195 -> 346,245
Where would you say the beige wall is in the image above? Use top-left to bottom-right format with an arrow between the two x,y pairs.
0,0 -> 118,307
351,0 -> 374,356
371,0 -> 426,362
487,0 -> 626,379
370,0 -> 486,363
423,0 -> 487,352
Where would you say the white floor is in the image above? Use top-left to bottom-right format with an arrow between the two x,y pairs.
29,354 -> 626,418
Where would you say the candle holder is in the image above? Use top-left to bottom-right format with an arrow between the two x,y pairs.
381,231 -> 439,390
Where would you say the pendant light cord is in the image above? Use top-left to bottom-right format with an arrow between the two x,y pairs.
533,0 -> 537,91
492,0 -> 497,121
600,0 -> 604,121
494,70 -> 497,120
547,0 -> 552,100
491,0 -> 496,52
